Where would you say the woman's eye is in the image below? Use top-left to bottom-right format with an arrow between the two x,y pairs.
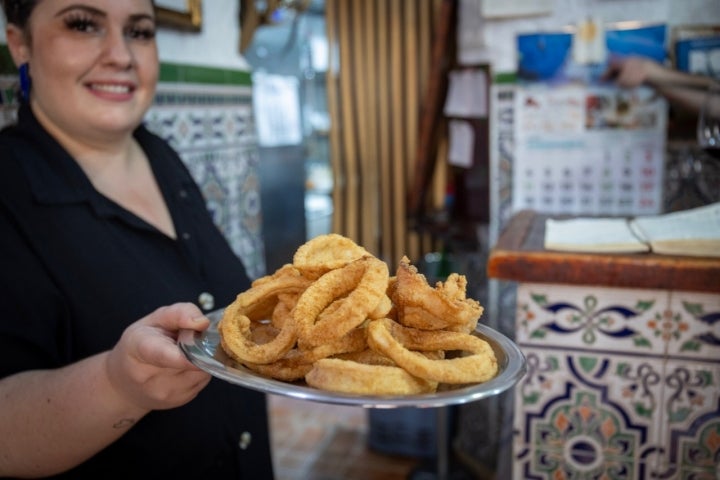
65,16 -> 98,33
126,26 -> 156,40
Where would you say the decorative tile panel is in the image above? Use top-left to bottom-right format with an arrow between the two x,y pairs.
666,290 -> 720,360
516,283 -> 669,354
514,348 -> 664,479
513,282 -> 720,480
146,82 -> 265,278
655,359 -> 720,480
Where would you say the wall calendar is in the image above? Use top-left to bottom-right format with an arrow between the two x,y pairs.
512,84 -> 667,217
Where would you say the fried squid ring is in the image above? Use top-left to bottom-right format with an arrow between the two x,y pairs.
218,312 -> 297,365
334,347 -> 445,365
292,233 -> 371,279
367,318 -> 498,384
245,326 -> 368,381
305,358 -> 438,395
271,293 -> 299,329
230,264 -> 313,321
392,257 -> 483,333
294,256 -> 389,348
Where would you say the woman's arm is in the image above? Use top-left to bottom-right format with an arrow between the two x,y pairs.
604,56 -> 719,114
0,303 -> 211,478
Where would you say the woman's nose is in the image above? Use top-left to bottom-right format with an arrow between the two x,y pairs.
101,29 -> 134,69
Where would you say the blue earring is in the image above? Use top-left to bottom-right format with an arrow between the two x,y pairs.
19,63 -> 31,100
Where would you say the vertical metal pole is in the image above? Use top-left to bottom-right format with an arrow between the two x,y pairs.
436,406 -> 449,479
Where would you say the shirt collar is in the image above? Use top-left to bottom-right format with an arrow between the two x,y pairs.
13,102 -> 192,220
15,101 -> 95,205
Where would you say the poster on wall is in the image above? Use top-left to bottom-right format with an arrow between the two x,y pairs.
251,73 -> 303,147
512,84 -> 667,216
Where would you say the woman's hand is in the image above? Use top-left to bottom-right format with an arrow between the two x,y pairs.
603,56 -> 663,88
106,303 -> 212,411
0,303 -> 213,476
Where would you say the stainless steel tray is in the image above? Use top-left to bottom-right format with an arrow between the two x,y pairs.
179,310 -> 526,408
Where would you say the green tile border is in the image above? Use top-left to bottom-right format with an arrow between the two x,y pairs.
1,44 -> 251,87
159,63 -> 251,86
494,72 -> 518,84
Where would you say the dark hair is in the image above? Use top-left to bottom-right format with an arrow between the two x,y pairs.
1,0 -> 36,28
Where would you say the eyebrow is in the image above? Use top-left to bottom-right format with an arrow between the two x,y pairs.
54,4 -> 155,22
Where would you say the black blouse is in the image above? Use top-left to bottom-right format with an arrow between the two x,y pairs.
0,103 -> 274,479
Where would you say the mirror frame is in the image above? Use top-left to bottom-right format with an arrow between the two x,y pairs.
156,0 -> 203,32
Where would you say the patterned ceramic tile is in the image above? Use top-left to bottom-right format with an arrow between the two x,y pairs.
516,283 -> 670,354
0,75 -> 18,126
514,347 -> 667,479
665,290 -> 720,361
651,358 -> 720,480
146,82 -> 266,278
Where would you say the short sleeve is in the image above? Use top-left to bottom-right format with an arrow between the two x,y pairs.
0,203 -> 67,377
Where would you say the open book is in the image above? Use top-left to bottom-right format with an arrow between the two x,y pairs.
544,202 -> 720,257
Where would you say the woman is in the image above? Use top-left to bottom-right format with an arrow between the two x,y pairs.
0,0 -> 274,478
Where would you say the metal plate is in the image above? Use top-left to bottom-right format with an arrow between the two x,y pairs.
179,310 -> 526,408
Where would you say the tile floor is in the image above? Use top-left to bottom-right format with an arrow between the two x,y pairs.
268,394 -> 423,480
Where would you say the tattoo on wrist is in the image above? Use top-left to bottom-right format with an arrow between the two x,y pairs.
113,418 -> 136,429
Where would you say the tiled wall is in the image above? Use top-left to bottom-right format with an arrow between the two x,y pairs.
0,56 -> 266,279
485,82 -> 720,478
514,282 -> 720,479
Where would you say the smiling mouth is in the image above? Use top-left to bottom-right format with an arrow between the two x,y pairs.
88,83 -> 134,94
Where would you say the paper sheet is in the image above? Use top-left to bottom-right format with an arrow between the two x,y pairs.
252,73 -> 303,147
448,120 -> 475,168
444,69 -> 487,118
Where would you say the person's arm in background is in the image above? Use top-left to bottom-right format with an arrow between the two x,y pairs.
604,56 -> 718,114
0,303 -> 211,478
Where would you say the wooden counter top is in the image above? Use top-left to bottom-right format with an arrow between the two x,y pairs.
488,210 -> 720,293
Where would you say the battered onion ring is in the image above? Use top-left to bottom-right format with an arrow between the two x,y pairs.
293,233 -> 371,279
367,318 -> 498,384
218,312 -> 297,365
305,358 -> 438,395
393,257 -> 482,333
294,256 -> 389,347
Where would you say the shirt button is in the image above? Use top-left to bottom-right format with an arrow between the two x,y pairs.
198,292 -> 215,311
179,189 -> 188,199
182,232 -> 191,240
238,431 -> 252,450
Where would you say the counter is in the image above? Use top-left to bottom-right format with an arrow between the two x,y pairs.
488,210 -> 720,479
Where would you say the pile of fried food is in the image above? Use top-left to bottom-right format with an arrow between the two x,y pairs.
218,234 -> 498,395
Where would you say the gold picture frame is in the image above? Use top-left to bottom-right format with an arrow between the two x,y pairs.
155,0 -> 203,32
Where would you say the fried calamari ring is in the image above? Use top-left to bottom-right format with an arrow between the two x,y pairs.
294,256 -> 389,347
305,358 -> 438,395
292,233 -> 370,279
271,293 -> 298,329
229,264 -> 313,321
333,348 -> 396,366
393,257 -> 482,333
218,312 -> 297,365
334,347 -> 445,365
368,294 -> 392,320
367,318 -> 498,384
244,326 -> 368,381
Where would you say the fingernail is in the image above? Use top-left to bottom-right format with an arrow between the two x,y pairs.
192,316 -> 208,323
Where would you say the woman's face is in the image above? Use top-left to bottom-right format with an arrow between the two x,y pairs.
18,0 -> 158,140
